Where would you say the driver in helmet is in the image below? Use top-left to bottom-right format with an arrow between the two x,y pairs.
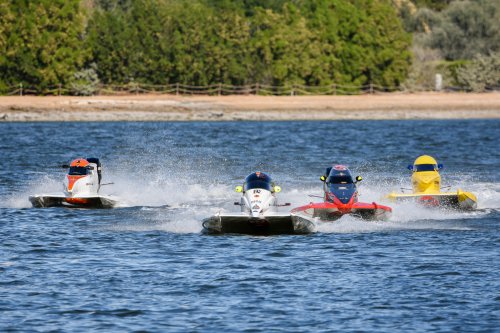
320,165 -> 362,204
321,165 -> 358,183
243,171 -> 275,192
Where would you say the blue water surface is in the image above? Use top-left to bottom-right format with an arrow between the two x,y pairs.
0,120 -> 499,332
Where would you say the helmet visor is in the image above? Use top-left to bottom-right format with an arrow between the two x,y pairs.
69,166 -> 89,176
414,164 -> 437,172
327,175 -> 353,184
244,180 -> 272,191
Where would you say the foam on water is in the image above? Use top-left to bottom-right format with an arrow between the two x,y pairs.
106,212 -> 205,234
468,182 -> 500,210
1,174 -> 62,209
109,176 -> 230,208
281,178 -> 498,233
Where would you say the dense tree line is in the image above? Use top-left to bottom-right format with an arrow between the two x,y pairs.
3,0 -> 498,94
4,0 -> 498,94
0,0 -> 413,94
85,0 -> 412,89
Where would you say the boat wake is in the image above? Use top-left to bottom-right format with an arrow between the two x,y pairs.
1,175 -> 61,209
2,168 -> 498,235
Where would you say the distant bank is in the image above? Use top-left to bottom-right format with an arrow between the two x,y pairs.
0,93 -> 499,121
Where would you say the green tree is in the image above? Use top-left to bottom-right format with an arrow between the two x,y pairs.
300,0 -> 412,89
0,2 -> 15,92
0,0 -> 87,92
160,1 -> 240,85
246,5 -> 317,86
85,0 -> 172,84
354,0 -> 412,88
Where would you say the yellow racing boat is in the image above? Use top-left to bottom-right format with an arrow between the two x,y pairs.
386,155 -> 477,210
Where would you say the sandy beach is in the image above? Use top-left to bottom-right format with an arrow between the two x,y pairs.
0,92 -> 499,121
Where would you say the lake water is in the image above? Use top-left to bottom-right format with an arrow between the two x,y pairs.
1,120 -> 499,332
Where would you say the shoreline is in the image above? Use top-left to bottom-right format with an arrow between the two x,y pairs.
0,92 -> 499,121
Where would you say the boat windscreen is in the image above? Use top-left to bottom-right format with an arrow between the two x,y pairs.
327,175 -> 353,184
69,166 -> 88,176
414,164 -> 437,172
244,180 -> 272,191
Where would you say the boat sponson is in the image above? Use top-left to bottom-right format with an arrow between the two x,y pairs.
386,191 -> 477,210
203,214 -> 301,235
29,195 -> 116,208
292,202 -> 391,221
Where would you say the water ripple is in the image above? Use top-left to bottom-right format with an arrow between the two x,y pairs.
0,120 -> 499,332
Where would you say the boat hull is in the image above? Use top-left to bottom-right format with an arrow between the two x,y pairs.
202,213 -> 314,235
29,194 -> 117,208
386,190 -> 477,210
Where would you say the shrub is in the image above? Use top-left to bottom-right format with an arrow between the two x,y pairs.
455,53 -> 500,92
70,64 -> 100,96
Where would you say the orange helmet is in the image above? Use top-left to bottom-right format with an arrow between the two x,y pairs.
69,158 -> 89,167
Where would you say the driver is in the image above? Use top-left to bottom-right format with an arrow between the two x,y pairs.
243,171 -> 275,192
321,165 -> 354,184
321,165 -> 361,204
327,166 -> 354,184
68,158 -> 90,176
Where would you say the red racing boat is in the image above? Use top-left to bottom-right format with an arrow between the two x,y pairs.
29,158 -> 118,208
291,165 -> 392,221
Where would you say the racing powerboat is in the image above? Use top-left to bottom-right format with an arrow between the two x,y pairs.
29,157 -> 118,208
202,172 -> 314,235
385,155 -> 477,210
292,165 -> 392,221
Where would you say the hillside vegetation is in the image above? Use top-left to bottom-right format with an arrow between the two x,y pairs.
399,0 -> 499,91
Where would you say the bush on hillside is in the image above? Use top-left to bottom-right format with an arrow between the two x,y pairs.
455,53 -> 500,92
429,0 -> 500,60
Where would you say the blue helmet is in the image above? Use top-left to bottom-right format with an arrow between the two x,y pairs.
244,172 -> 273,191
327,165 -> 354,184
